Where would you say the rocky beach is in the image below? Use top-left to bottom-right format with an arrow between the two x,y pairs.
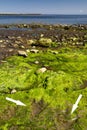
0,24 -> 87,129
0,24 -> 87,62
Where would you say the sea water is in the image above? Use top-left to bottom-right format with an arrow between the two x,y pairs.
0,14 -> 87,24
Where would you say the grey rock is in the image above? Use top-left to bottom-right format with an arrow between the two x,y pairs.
9,49 -> 14,52
30,49 -> 39,53
18,50 -> 28,57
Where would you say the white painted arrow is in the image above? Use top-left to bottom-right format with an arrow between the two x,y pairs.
6,97 -> 26,106
71,94 -> 82,114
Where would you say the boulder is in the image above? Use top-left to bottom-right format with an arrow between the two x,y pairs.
39,38 -> 52,47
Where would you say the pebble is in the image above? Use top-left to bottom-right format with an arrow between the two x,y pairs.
17,36 -> 21,39
23,24 -> 27,27
9,49 -> 14,52
30,49 -> 39,53
27,39 -> 35,45
35,61 -> 39,64
26,49 -> 30,53
11,89 -> 17,94
20,45 -> 25,49
38,67 -> 47,73
13,44 -> 19,48
18,50 -> 28,57
0,40 -> 3,43
50,50 -> 58,54
0,45 -> 6,48
40,34 -> 44,37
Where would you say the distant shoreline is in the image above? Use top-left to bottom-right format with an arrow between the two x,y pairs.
0,14 -> 87,16
0,14 -> 42,16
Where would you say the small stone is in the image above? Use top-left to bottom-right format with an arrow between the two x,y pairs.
8,36 -> 13,40
26,49 -> 30,53
1,60 -> 7,63
13,44 -> 19,48
32,46 -> 36,48
0,44 -> 6,48
76,42 -> 83,45
11,89 -> 17,94
9,49 -> 13,52
20,45 -> 25,49
73,37 -> 78,41
38,67 -> 47,73
50,50 -> 58,54
15,41 -> 21,44
23,24 -> 27,27
40,34 -> 44,37
35,61 -> 39,64
30,49 -> 39,53
0,40 -> 3,43
72,42 -> 75,45
71,117 -> 78,121
27,39 -> 36,45
17,36 -> 21,39
18,50 -> 27,57
6,40 -> 9,42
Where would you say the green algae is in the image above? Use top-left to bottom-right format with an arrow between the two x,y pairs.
0,47 -> 87,129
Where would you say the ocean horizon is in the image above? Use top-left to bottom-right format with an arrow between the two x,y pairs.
0,14 -> 87,24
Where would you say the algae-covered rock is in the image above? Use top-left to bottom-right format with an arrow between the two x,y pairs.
38,38 -> 52,47
70,37 -> 78,41
50,50 -> 58,54
27,39 -> 36,45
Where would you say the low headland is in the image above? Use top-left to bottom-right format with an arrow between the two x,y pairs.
0,13 -> 42,16
0,23 -> 87,129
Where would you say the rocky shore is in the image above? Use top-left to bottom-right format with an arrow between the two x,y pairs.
0,24 -> 87,62
0,24 -> 87,129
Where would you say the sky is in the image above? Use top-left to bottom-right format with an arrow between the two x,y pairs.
0,0 -> 87,14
